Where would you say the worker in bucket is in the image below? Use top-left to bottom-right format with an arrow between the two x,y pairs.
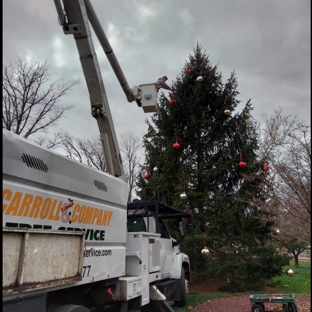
155,76 -> 175,92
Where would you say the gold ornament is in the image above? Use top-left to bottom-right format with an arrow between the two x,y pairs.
224,109 -> 231,116
201,247 -> 210,257
287,269 -> 294,277
243,112 -> 251,119
180,192 -> 187,200
197,76 -> 203,82
144,131 -> 149,138
227,278 -> 231,284
273,229 -> 280,235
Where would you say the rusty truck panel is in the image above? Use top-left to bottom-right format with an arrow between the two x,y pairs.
3,228 -> 84,295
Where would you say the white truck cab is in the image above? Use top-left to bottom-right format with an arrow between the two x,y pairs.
126,201 -> 192,307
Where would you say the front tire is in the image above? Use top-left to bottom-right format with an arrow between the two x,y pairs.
174,267 -> 187,307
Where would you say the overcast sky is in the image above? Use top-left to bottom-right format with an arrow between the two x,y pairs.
3,0 -> 311,149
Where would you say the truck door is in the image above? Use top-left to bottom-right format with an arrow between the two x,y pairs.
158,219 -> 173,279
127,214 -> 174,279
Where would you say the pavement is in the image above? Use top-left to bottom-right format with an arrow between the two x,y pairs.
298,254 -> 310,262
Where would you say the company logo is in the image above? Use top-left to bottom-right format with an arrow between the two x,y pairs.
61,198 -> 74,223
3,189 -> 114,226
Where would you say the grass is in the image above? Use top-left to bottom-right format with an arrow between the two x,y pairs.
269,261 -> 311,294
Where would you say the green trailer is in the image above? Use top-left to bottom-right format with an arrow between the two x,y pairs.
249,293 -> 297,312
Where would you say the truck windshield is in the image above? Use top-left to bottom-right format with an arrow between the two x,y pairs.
127,217 -> 171,240
127,219 -> 146,232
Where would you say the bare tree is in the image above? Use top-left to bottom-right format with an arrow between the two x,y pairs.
257,107 -> 311,246
57,132 -> 106,170
35,131 -> 65,149
119,132 -> 144,203
2,53 -> 78,143
239,109 -> 310,264
58,131 -> 143,203
274,207 -> 308,266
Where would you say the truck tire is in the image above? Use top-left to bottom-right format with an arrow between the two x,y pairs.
47,305 -> 90,312
174,267 -> 187,308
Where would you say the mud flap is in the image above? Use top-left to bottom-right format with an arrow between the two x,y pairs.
120,297 -> 141,312
149,285 -> 175,312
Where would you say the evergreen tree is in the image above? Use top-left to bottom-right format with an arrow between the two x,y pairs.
136,44 -> 283,288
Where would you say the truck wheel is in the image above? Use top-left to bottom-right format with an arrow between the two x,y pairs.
48,305 -> 90,312
251,303 -> 264,312
174,267 -> 187,308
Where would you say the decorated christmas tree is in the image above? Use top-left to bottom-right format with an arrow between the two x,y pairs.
136,43 -> 284,287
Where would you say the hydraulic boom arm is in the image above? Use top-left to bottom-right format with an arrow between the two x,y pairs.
53,0 -> 157,179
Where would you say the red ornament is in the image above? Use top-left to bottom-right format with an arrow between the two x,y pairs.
238,161 -> 246,168
188,68 -> 194,73
173,136 -> 181,150
144,173 -> 151,179
170,99 -> 176,104
173,142 -> 180,150
262,164 -> 269,171
262,163 -> 269,177
238,152 -> 246,168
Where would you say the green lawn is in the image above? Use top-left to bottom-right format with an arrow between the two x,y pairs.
269,261 -> 311,294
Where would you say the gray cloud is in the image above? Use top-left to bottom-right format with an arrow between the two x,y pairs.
3,0 -> 310,147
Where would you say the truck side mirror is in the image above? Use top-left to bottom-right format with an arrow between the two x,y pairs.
172,219 -> 187,247
179,220 -> 186,238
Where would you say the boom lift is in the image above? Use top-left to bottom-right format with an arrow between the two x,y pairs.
2,1 -> 193,312
54,0 -> 158,179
